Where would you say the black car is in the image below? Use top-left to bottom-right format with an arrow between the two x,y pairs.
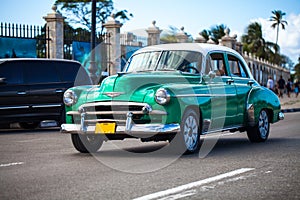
0,58 -> 91,129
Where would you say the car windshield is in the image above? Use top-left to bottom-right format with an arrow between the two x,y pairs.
124,50 -> 204,74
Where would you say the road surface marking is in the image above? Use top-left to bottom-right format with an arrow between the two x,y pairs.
133,168 -> 255,200
0,162 -> 24,168
159,189 -> 196,200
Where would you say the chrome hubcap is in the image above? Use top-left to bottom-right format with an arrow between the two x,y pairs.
183,115 -> 198,151
258,110 -> 269,139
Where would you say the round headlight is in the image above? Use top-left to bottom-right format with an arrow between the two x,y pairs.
63,90 -> 78,106
155,88 -> 170,105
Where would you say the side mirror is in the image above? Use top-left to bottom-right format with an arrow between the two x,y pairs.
0,77 -> 6,85
208,71 -> 216,79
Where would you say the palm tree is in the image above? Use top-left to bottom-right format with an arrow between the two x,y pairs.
269,10 -> 288,50
200,24 -> 227,44
242,22 -> 265,55
242,22 -> 280,63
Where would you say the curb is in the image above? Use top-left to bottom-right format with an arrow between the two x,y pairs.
281,108 -> 300,113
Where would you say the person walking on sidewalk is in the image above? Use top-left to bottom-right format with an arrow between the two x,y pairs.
294,80 -> 299,98
286,78 -> 293,98
278,75 -> 285,98
267,76 -> 274,91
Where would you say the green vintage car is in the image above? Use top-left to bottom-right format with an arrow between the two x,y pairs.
61,43 -> 284,154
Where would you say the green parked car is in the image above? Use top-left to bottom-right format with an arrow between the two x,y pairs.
61,43 -> 284,154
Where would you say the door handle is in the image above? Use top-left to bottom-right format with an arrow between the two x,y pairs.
247,80 -> 255,86
226,79 -> 234,85
17,91 -> 27,95
55,89 -> 63,93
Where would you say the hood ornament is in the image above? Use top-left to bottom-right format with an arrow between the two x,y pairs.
103,92 -> 124,98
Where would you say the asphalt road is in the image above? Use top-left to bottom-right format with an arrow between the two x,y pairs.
0,113 -> 299,200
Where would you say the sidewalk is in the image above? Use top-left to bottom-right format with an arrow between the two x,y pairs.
279,93 -> 300,113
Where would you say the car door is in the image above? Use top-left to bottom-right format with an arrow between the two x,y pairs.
0,60 -> 30,125
24,60 -> 64,119
226,53 -> 253,126
204,52 -> 238,130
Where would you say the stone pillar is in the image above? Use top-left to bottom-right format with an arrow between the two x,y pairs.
220,28 -> 236,49
176,27 -> 188,43
103,14 -> 122,75
194,33 -> 206,43
207,36 -> 216,44
235,41 -> 243,54
146,21 -> 162,46
43,5 -> 65,59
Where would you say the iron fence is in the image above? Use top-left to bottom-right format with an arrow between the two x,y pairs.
0,22 -> 50,58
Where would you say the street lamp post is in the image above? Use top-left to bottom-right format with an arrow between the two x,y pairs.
88,0 -> 97,84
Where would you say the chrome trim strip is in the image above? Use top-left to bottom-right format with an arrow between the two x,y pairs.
204,125 -> 244,134
246,87 -> 256,126
32,104 -> 62,108
84,119 -> 126,123
247,103 -> 255,126
61,123 -> 180,134
79,101 -> 150,109
67,110 -> 167,116
0,106 -> 28,110
175,94 -> 236,98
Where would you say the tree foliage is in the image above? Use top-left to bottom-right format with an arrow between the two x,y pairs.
294,56 -> 300,79
55,0 -> 133,35
200,24 -> 227,44
269,10 -> 288,49
242,22 -> 281,64
160,26 -> 193,43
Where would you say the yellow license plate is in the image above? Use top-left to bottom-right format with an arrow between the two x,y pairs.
95,122 -> 116,134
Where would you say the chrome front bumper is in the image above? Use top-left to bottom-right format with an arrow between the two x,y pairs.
61,111 -> 180,134
278,112 -> 284,120
61,123 -> 180,134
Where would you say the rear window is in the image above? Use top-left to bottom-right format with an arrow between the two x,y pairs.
0,61 -> 23,84
56,62 -> 91,85
56,62 -> 80,82
23,61 -> 60,84
0,60 -> 91,86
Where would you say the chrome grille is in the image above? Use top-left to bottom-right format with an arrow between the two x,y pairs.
75,101 -> 151,125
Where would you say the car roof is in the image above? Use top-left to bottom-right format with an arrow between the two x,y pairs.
133,43 -> 240,56
0,58 -> 81,65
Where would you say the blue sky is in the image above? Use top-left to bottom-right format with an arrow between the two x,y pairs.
1,0 -> 299,63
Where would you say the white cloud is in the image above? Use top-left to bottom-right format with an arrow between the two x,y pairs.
252,13 -> 300,64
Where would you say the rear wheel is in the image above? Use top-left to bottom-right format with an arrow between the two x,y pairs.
71,134 -> 103,153
247,109 -> 270,142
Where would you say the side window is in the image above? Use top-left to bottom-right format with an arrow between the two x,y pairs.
206,53 -> 227,76
56,62 -> 80,82
24,61 -> 60,84
227,54 -> 248,78
0,62 -> 23,84
56,62 -> 91,85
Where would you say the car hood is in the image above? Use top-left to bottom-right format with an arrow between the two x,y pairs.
85,71 -> 200,103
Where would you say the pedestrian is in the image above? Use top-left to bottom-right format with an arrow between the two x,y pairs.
274,84 -> 279,96
286,78 -> 293,98
277,76 -> 285,98
267,76 -> 274,91
294,80 -> 299,98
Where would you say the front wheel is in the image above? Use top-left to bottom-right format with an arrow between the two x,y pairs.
180,109 -> 201,154
71,134 -> 103,153
247,109 -> 270,143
